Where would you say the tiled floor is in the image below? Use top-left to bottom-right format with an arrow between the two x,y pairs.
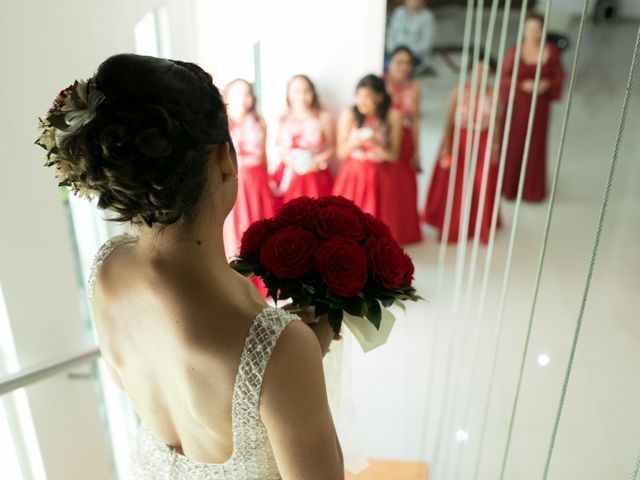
345,11 -> 640,480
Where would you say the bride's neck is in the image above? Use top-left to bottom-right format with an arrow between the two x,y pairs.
135,215 -> 229,271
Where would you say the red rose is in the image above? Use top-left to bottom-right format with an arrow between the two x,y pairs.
366,238 -> 405,289
59,84 -> 73,99
363,213 -> 394,240
316,239 -> 368,297
239,218 -> 278,257
275,196 -> 319,228
403,252 -> 415,286
259,227 -> 317,279
311,205 -> 366,241
316,195 -> 360,211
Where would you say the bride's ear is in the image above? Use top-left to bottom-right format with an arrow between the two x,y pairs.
217,141 -> 238,182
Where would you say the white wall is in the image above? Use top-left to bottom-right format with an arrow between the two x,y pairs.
0,1 -> 195,478
194,0 -> 387,167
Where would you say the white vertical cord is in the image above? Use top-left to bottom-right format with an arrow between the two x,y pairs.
431,3 -> 484,478
541,26 -> 640,480
461,1 -> 591,478
628,444 -> 640,480
435,0 -> 475,295
417,0 -> 476,468
497,1 -> 554,478
438,0 -> 500,477
427,0 -> 477,476
469,0 -> 531,477
451,1 -> 513,477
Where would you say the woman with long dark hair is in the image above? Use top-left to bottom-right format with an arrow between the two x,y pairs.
273,75 -> 335,208
384,46 -> 423,245
333,74 -> 403,233
222,78 -> 273,260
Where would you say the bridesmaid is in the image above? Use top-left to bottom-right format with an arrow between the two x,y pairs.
384,46 -> 423,245
333,74 -> 402,227
500,12 -> 564,202
222,79 -> 273,260
423,56 -> 502,244
274,75 -> 335,206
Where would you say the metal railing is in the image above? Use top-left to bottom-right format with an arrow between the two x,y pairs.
0,347 -> 101,396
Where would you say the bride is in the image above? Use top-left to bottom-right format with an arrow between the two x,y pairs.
37,53 -> 343,479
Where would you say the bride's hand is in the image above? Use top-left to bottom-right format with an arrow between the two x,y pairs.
305,316 -> 342,357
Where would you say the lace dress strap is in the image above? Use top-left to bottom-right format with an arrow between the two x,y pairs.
88,233 -> 138,305
230,307 -> 299,456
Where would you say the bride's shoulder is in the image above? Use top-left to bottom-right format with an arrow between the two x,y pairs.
260,317 -> 321,391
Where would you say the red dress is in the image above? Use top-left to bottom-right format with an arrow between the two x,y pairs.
223,113 -> 274,260
274,111 -> 334,208
424,88 -> 502,244
500,44 -> 564,202
384,78 -> 422,245
333,116 -> 397,229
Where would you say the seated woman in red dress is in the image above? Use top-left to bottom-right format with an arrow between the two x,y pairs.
500,12 -> 564,202
333,74 -> 403,230
273,75 -> 335,207
424,57 -> 502,244
384,46 -> 423,245
222,79 -> 274,260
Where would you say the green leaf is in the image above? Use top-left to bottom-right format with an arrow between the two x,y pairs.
366,299 -> 382,330
47,113 -> 68,130
314,302 -> 330,318
327,309 -> 343,334
344,296 -> 366,317
380,297 -> 395,308
393,299 -> 407,311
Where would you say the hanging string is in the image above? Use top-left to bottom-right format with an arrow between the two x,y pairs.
497,1 -> 554,478
420,0 -> 476,470
431,3 -> 484,477
435,0 -> 475,295
466,0 -> 531,475
467,1 -> 592,478
628,445 -> 640,480
541,26 -> 640,480
438,0 -> 501,476
450,1 -> 514,477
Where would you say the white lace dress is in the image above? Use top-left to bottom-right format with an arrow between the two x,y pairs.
89,234 -> 298,479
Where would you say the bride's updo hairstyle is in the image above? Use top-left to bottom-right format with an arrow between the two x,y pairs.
41,54 -> 231,227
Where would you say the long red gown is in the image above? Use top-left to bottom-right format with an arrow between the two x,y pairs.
333,116 -> 396,226
223,112 -> 274,260
273,111 -> 334,209
383,77 -> 422,245
500,44 -> 564,202
424,87 -> 502,244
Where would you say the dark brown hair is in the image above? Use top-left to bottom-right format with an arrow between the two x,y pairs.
525,11 -> 545,27
286,74 -> 320,111
224,78 -> 257,113
56,54 -> 231,227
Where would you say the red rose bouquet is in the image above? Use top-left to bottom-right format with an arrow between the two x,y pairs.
231,196 -> 421,346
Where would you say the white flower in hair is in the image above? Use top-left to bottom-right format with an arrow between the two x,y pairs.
36,78 -> 106,196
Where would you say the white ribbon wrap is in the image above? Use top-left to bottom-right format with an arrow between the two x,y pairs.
342,305 -> 396,353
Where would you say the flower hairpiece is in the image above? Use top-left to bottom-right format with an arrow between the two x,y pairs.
36,79 -> 105,197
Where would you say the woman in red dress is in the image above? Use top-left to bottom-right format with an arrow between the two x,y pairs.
383,46 -> 422,245
333,74 -> 403,227
424,58 -> 502,244
273,75 -> 335,206
500,12 -> 564,202
222,79 -> 273,260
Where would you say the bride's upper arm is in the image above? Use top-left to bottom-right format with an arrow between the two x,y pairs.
260,320 -> 343,480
